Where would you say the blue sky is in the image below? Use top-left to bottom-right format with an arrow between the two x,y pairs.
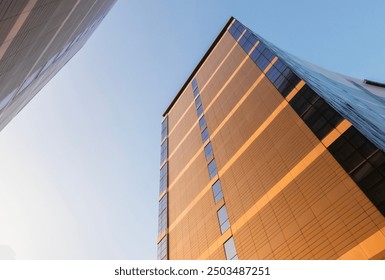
0,0 -> 384,259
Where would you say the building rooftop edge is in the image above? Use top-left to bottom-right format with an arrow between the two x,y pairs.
162,16 -> 235,117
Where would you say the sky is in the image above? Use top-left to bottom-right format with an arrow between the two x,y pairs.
0,0 -> 384,259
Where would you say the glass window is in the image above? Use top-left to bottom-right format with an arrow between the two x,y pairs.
250,48 -> 261,62
191,78 -> 198,91
199,116 -> 207,131
159,163 -> 168,194
197,105 -> 203,117
208,159 -> 217,179
256,41 -> 266,53
328,126 -> 385,216
224,237 -> 238,260
233,20 -> 241,30
201,128 -> 209,143
255,55 -> 270,71
217,205 -> 230,234
195,95 -> 202,109
212,179 -> 223,203
262,48 -> 275,62
248,33 -> 258,46
158,194 -> 167,235
193,86 -> 199,97
266,67 -> 280,83
161,117 -> 168,142
160,139 -> 168,164
157,236 -> 167,260
204,142 -> 214,161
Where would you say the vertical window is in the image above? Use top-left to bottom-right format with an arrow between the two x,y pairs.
224,237 -> 238,260
212,179 -> 223,203
160,139 -> 168,164
204,142 -> 213,161
195,95 -> 202,108
196,105 -> 203,117
217,205 -> 230,234
157,236 -> 168,260
193,87 -> 199,97
192,78 -> 198,91
158,194 -> 167,235
199,116 -> 207,131
208,159 -> 217,179
161,117 -> 168,142
159,162 -> 168,194
201,128 -> 209,143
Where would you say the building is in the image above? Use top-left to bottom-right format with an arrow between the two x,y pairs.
157,17 -> 385,260
0,0 -> 116,131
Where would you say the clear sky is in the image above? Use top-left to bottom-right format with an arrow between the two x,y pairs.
0,0 -> 384,259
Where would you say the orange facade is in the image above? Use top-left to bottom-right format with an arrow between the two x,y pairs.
158,18 -> 385,260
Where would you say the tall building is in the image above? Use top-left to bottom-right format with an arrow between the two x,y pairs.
158,17 -> 385,260
0,0 -> 116,131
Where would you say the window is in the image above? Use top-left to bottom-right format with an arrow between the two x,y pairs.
161,117 -> 168,142
204,142 -> 213,161
157,236 -> 167,260
195,95 -> 202,109
199,116 -> 207,131
191,78 -> 198,91
224,237 -> 238,260
208,159 -> 217,179
193,86 -> 199,97
262,48 -> 275,62
160,139 -> 168,164
158,194 -> 167,235
328,126 -> 385,215
196,105 -> 203,117
159,163 -> 168,194
212,179 -> 223,203
201,128 -> 209,143
217,205 -> 230,234
255,55 -> 270,71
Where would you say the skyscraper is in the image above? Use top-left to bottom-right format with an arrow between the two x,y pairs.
158,17 -> 385,260
0,0 -> 116,131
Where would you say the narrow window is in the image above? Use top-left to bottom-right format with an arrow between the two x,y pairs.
195,95 -> 202,109
159,162 -> 168,194
158,194 -> 167,235
161,117 -> 168,142
212,179 -> 223,203
204,142 -> 213,161
160,139 -> 168,164
217,205 -> 230,234
208,159 -> 217,179
196,105 -> 203,117
157,236 -> 168,260
224,237 -> 238,260
201,128 -> 209,143
199,116 -> 207,131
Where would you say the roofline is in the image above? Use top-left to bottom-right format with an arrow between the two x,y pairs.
162,16 -> 235,117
